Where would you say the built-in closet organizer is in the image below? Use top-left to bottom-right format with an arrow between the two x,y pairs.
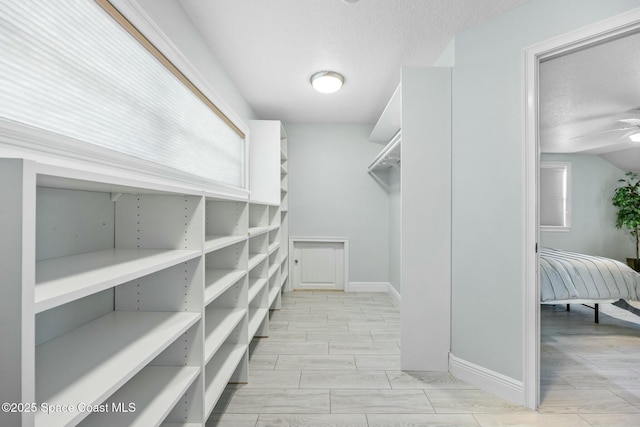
249,120 -> 288,306
368,67 -> 452,372
0,159 -> 253,426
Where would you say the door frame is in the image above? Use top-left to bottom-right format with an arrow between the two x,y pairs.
288,236 -> 350,292
523,8 -> 640,409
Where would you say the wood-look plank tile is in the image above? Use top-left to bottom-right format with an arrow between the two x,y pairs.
579,413 -> 640,426
539,389 -> 640,413
307,331 -> 373,342
206,414 -> 259,427
275,354 -> 356,370
287,322 -> 349,332
244,370 -> 301,388
425,390 -> 528,413
329,342 -> 400,354
354,354 -> 401,370
248,354 -> 278,370
473,413 -> 590,426
331,389 -> 434,413
252,340 -> 328,355
558,369 -> 640,389
300,370 -> 391,389
256,414 -> 367,427
348,321 -> 400,332
371,331 -> 401,342
327,312 -> 384,322
366,414 -> 480,427
218,389 -> 330,414
269,313 -> 328,323
387,371 -> 475,390
260,330 -> 307,342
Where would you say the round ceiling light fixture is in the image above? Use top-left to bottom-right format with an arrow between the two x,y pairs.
631,132 -> 640,142
310,71 -> 344,94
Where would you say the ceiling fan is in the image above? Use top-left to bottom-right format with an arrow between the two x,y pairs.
569,107 -> 640,142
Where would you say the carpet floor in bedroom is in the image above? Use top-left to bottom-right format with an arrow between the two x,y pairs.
206,291 -> 640,426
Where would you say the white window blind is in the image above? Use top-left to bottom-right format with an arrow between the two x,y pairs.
0,0 -> 245,188
540,162 -> 571,229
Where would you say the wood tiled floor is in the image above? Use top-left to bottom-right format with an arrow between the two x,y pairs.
207,292 -> 640,426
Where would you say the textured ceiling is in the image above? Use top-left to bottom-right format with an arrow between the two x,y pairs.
540,31 -> 640,155
178,0 -> 525,124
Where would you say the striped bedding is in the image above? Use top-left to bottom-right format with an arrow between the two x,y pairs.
540,247 -> 640,303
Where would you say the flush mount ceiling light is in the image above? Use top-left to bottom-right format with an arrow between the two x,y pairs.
631,132 -> 640,142
310,71 -> 344,94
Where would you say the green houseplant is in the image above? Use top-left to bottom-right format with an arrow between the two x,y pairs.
613,171 -> 640,272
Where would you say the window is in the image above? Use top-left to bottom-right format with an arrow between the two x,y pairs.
0,0 -> 245,188
540,162 -> 571,231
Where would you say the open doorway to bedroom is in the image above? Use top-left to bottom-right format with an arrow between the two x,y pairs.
524,9 -> 640,410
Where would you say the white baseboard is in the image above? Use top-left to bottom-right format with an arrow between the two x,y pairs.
449,353 -> 524,406
387,283 -> 401,306
347,282 -> 389,292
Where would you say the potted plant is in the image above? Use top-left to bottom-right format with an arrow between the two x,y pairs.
613,171 -> 640,272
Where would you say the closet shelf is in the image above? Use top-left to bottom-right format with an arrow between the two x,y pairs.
248,226 -> 269,237
205,308 -> 247,364
281,271 -> 289,285
249,308 -> 269,337
268,263 -> 279,279
79,365 -> 200,427
204,235 -> 246,253
204,344 -> 247,418
268,286 -> 281,307
204,269 -> 247,306
35,311 -> 200,427
248,278 -> 268,303
268,241 -> 280,254
368,130 -> 402,173
248,253 -> 267,271
35,248 -> 201,313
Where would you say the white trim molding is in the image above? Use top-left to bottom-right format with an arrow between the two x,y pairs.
522,6 -> 640,411
449,353 -> 524,405
387,283 -> 401,306
347,282 -> 389,292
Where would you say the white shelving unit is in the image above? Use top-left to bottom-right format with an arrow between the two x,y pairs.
1,157 -> 278,427
280,130 -> 290,293
368,68 -> 452,372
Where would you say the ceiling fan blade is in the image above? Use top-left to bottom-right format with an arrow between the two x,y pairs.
569,126 -> 637,140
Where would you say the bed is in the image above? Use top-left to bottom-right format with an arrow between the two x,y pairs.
540,247 -> 640,323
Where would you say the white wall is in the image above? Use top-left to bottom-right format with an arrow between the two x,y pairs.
540,153 -> 633,261
286,123 -> 390,285
388,167 -> 401,294
451,0 -> 640,382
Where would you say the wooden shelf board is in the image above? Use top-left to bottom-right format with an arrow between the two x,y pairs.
79,365 -> 200,427
35,248 -> 201,313
268,242 -> 280,254
204,344 -> 247,418
35,311 -> 200,427
248,253 -> 267,271
204,235 -> 246,253
281,272 -> 289,285
248,278 -> 268,304
268,263 -> 279,279
204,269 -> 247,306
248,226 -> 269,237
268,285 -> 281,307
204,308 -> 246,364
248,308 -> 269,338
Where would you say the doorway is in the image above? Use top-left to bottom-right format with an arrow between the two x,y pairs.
290,237 -> 349,291
523,9 -> 640,409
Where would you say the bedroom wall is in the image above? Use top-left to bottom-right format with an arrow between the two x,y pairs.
451,0 -> 640,384
540,153 -> 634,261
286,123 -> 390,285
